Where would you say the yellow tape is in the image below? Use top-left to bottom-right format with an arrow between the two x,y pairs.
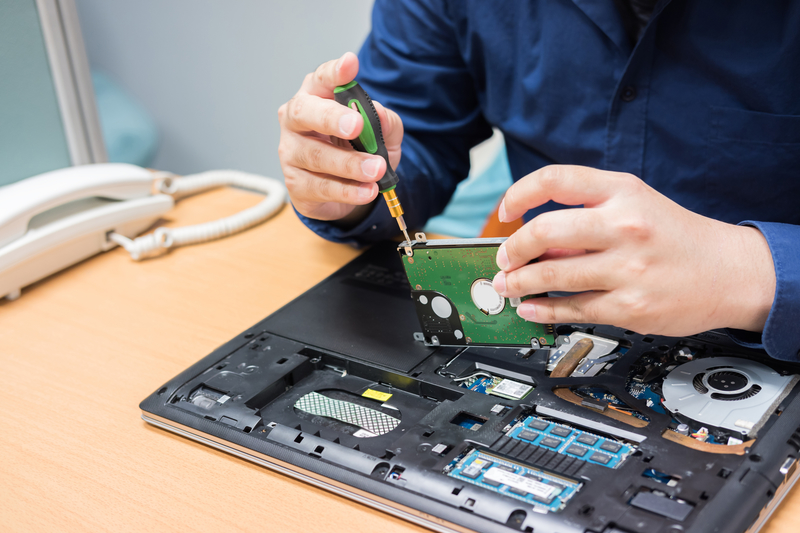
362,389 -> 392,402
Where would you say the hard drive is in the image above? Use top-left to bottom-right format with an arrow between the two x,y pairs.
399,234 -> 555,348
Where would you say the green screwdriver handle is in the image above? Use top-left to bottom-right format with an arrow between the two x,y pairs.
334,81 -> 399,192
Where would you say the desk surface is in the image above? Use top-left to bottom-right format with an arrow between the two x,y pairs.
1,188 -> 797,532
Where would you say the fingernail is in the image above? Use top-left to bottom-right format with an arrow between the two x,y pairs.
358,184 -> 374,199
517,303 -> 536,321
498,200 -> 507,223
496,245 -> 509,270
335,53 -> 346,72
362,158 -> 381,178
339,114 -> 357,136
493,271 -> 506,294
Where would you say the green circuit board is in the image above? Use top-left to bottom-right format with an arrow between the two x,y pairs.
400,240 -> 555,346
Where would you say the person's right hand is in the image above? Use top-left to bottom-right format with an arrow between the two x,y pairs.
278,52 -> 404,222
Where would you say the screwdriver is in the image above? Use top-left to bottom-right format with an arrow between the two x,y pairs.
333,81 -> 411,244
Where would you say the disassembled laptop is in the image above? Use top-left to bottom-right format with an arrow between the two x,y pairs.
141,236 -> 800,533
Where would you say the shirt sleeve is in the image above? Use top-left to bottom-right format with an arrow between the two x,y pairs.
726,221 -> 800,362
299,0 -> 493,245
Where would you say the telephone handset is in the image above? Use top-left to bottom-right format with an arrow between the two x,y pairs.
0,163 -> 285,301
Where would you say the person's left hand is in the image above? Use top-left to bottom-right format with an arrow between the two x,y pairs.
491,165 -> 776,336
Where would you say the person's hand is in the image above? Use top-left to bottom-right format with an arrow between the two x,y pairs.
278,52 -> 404,222
492,165 -> 776,336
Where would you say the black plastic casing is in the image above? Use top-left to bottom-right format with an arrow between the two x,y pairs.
141,242 -> 800,533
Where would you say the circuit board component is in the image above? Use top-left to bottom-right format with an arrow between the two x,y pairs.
445,449 -> 582,512
504,416 -> 635,469
399,237 -> 555,347
458,373 -> 533,401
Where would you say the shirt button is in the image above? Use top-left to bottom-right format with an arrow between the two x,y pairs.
621,86 -> 637,102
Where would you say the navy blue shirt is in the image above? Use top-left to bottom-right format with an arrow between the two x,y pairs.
299,0 -> 800,361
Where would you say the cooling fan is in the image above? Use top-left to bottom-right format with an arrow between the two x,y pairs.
661,357 -> 798,437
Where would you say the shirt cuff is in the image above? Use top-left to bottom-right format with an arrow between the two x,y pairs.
726,221 -> 800,362
293,202 -> 397,247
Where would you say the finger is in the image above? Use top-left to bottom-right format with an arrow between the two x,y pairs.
286,167 -> 378,206
301,52 -> 360,98
284,93 -> 363,139
373,101 -> 404,149
538,248 -> 586,261
493,253 -> 614,298
287,135 -> 385,183
496,208 -> 613,271
500,165 -> 630,222
516,292 -> 608,325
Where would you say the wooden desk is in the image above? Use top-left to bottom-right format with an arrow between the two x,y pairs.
1,188 -> 796,532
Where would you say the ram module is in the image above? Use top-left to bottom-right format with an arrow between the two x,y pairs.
506,416 -> 635,469
445,449 -> 582,513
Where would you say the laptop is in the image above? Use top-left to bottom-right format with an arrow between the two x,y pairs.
140,239 -> 800,533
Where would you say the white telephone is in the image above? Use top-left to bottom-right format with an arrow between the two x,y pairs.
0,163 -> 286,301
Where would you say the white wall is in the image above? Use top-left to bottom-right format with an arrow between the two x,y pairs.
74,0 -> 374,178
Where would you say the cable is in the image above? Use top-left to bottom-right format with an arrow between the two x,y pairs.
108,170 -> 286,260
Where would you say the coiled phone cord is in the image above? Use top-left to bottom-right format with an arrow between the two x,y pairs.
108,170 -> 286,260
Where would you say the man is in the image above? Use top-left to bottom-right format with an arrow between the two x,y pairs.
278,0 -> 800,360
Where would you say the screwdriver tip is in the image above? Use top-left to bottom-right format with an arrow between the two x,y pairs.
396,215 -> 411,243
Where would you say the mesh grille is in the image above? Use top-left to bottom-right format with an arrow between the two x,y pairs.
294,392 -> 400,436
